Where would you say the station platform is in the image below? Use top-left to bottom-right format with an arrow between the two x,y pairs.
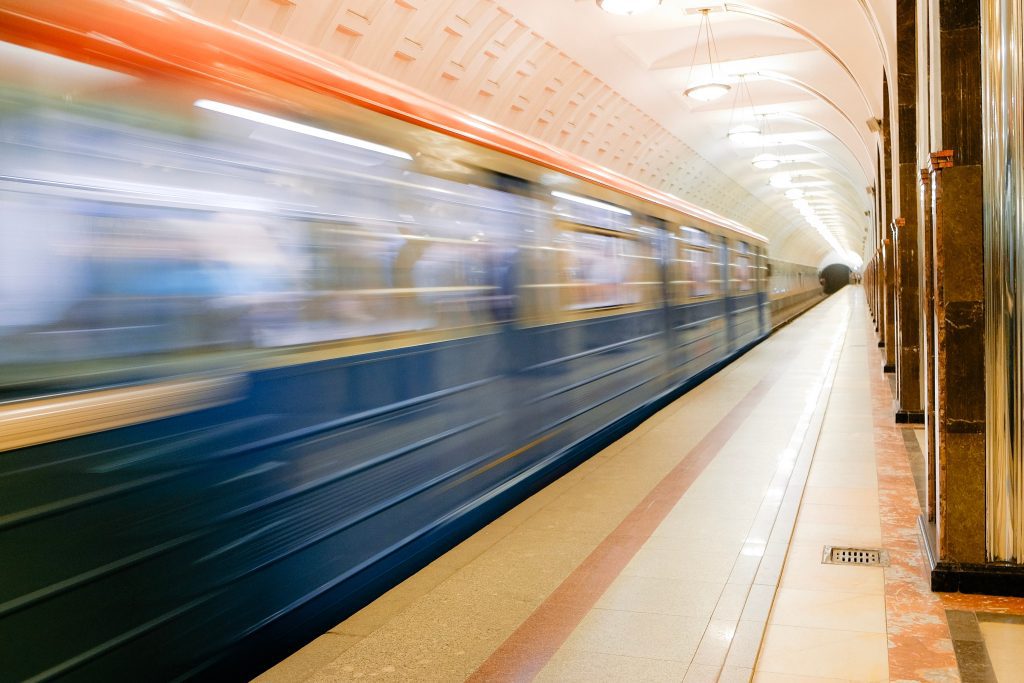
255,288 -> 1024,682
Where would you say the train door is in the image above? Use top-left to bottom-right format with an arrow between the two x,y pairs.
719,235 -> 735,352
756,246 -> 768,335
649,216 -> 674,389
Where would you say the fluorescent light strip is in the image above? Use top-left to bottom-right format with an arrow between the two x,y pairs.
551,191 -> 632,216
194,99 -> 412,161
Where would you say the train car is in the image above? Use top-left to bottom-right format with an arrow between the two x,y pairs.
0,1 -> 800,679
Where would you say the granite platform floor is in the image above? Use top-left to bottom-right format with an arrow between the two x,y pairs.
254,287 -> 1015,682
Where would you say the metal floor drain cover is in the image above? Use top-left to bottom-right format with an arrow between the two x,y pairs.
822,545 -> 889,566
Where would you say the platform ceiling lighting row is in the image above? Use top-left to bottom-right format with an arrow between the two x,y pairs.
596,2 -> 852,258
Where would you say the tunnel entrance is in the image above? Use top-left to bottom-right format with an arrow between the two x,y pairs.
820,263 -> 851,294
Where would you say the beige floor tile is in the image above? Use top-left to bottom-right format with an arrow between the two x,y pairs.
740,584 -> 777,622
712,583 -> 749,622
254,633 -> 362,682
769,587 -> 886,633
756,624 -> 888,681
724,619 -> 768,669
796,503 -> 881,527
560,608 -> 706,662
535,649 -> 690,683
653,514 -> 753,542
805,468 -> 879,489
978,620 -> 1024,683
719,665 -> 755,682
682,663 -> 725,682
594,574 -> 724,618
753,673 -> 849,682
789,520 -> 883,547
753,552 -> 786,586
333,556 -> 469,637
517,501 -> 630,535
913,428 -> 926,455
778,543 -> 885,595
692,619 -> 738,666
313,581 -> 534,682
621,546 -> 738,582
801,485 -> 879,508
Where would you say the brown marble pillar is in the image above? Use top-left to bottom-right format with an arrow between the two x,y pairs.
931,0 -> 986,572
893,216 -> 922,421
893,0 -> 921,420
881,79 -> 897,371
930,147 -> 986,566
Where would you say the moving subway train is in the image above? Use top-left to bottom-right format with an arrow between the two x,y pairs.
0,2 -> 822,679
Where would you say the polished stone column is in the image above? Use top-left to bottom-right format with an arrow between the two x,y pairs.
893,0 -> 922,421
919,0 -> 989,589
931,146 -> 986,566
983,0 -> 1024,563
893,216 -> 922,421
882,80 -> 897,371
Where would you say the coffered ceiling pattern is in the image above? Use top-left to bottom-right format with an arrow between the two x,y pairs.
184,0 -> 894,266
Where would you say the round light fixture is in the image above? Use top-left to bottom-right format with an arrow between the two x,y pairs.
597,0 -> 661,15
784,188 -> 804,199
768,173 -> 791,188
752,152 -> 781,170
727,123 -> 761,145
684,82 -> 732,102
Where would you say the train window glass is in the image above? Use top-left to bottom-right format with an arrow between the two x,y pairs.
519,216 -> 658,323
558,224 -> 657,311
0,43 -> 532,398
675,227 -> 713,300
549,191 -> 632,232
734,241 -> 753,292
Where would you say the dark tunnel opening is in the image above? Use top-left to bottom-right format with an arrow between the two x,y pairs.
820,263 -> 851,295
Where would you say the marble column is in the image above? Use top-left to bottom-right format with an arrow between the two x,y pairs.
930,146 -> 986,566
893,216 -> 922,421
882,79 -> 897,371
893,0 -> 921,421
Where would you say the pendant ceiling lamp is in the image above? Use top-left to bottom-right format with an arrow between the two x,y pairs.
683,9 -> 730,102
726,75 -> 761,144
596,0 -> 661,16
751,113 -> 781,169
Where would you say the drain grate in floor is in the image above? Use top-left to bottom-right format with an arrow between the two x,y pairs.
821,545 -> 889,566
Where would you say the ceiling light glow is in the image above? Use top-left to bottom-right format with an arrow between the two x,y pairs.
727,123 -> 761,145
685,82 -> 732,102
596,0 -> 661,16
194,99 -> 412,160
752,152 -> 781,169
551,191 -> 632,216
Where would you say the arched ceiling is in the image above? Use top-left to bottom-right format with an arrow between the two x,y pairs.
182,0 -> 894,267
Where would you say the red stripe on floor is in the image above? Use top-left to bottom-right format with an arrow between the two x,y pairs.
468,361 -> 789,682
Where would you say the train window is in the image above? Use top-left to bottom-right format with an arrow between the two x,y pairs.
672,227 -> 713,301
734,241 -> 753,292
519,218 -> 658,323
